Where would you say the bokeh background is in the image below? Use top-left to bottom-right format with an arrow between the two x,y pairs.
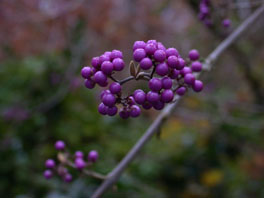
1,0 -> 264,197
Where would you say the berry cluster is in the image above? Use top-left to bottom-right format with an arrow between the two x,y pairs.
43,140 -> 100,182
199,0 -> 231,28
81,40 -> 204,119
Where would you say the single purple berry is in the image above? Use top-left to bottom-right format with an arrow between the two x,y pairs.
140,57 -> 152,70
134,90 -> 146,104
109,82 -> 121,94
63,173 -> 72,183
119,109 -> 130,119
153,101 -> 165,110
55,140 -> 65,150
180,67 -> 192,76
130,105 -> 141,117
102,93 -> 116,107
98,103 -> 108,115
170,69 -> 180,79
149,78 -> 162,92
128,96 -> 136,105
191,61 -> 202,72
156,62 -> 169,76
110,50 -> 123,60
81,67 -> 93,78
98,79 -> 108,87
44,170 -> 53,179
154,49 -> 166,62
193,80 -> 203,92
112,58 -> 125,71
142,101 -> 152,109
91,57 -> 100,69
88,150 -> 99,162
94,71 -> 107,85
166,48 -> 179,57
162,77 -> 173,89
189,49 -> 200,61
147,39 -> 157,45
99,55 -> 110,65
75,158 -> 86,170
184,73 -> 195,85
84,79 -> 95,89
133,48 -> 146,62
222,19 -> 231,28
101,61 -> 113,75
167,55 -> 178,69
145,43 -> 157,55
161,89 -> 174,103
176,86 -> 186,96
177,58 -> 185,70
146,91 -> 160,103
75,151 -> 84,159
133,41 -> 146,51
45,159 -> 55,169
107,106 -> 118,116
104,51 -> 112,57
100,90 -> 111,100
157,42 -> 166,51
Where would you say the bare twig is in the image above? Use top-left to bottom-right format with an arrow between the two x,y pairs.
91,5 -> 264,198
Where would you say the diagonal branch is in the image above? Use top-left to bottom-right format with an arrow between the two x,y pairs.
91,5 -> 264,198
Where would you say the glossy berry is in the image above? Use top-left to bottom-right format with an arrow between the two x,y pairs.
176,86 -> 186,96
44,170 -> 53,179
156,62 -> 169,76
133,41 -> 146,51
85,79 -> 95,89
193,80 -> 203,92
98,103 -> 108,115
161,89 -> 174,103
99,55 -> 110,65
130,105 -> 141,117
75,151 -> 84,159
140,57 -> 152,70
109,82 -> 121,94
134,90 -> 146,104
154,50 -> 166,62
166,48 -> 179,57
177,58 -> 185,70
112,58 -> 125,71
153,101 -> 165,110
191,61 -> 202,72
91,57 -> 100,69
55,140 -> 65,150
101,61 -> 113,75
63,173 -> 72,183
147,91 -> 160,103
189,49 -> 200,61
180,67 -> 192,76
167,55 -> 178,69
81,67 -> 93,78
88,150 -> 99,162
45,159 -> 55,169
75,158 -> 86,170
145,43 -> 157,55
119,109 -> 130,119
94,71 -> 107,84
149,78 -> 162,92
133,48 -> 146,62
102,93 -> 116,107
110,50 -> 123,60
162,77 -> 173,89
184,73 -> 195,85
107,106 -> 118,116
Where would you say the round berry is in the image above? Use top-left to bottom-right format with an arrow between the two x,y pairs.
112,58 -> 125,71
134,90 -> 146,104
166,48 -> 179,57
75,158 -> 86,170
156,62 -> 169,76
75,151 -> 84,159
193,80 -> 203,92
147,40 -> 157,45
140,57 -> 152,70
94,71 -> 107,84
98,103 -> 108,115
142,101 -> 152,109
161,89 -> 174,103
119,109 -> 130,119
145,43 -> 157,55
177,58 -> 185,70
81,67 -> 93,78
157,42 -> 166,51
107,106 -> 118,116
44,170 -> 53,179
88,150 -> 99,162
63,173 -> 72,183
191,61 -> 202,72
184,73 -> 195,85
99,55 -> 110,65
128,96 -> 136,105
153,101 -> 165,110
149,78 -> 162,92
189,49 -> 200,61
91,57 -> 100,69
176,86 -> 186,96
222,19 -> 231,28
162,77 -> 173,89
180,67 -> 192,76
102,93 -> 116,107
146,91 -> 160,103
55,140 -> 65,150
130,105 -> 141,117
84,79 -> 95,89
100,90 -> 111,100
170,69 -> 180,79
167,55 -> 178,69
109,82 -> 121,94
45,159 -> 55,169
104,51 -> 112,57
133,41 -> 146,51
101,61 -> 113,75
154,50 -> 166,62
110,50 -> 123,60
133,48 -> 146,62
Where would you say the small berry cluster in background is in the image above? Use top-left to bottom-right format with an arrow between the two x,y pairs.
81,40 -> 204,119
199,0 -> 231,28
44,140 -> 104,182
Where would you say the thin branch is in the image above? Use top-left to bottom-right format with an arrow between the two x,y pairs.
91,5 -> 264,198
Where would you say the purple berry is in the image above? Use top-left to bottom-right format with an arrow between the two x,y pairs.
133,41 -> 146,51
81,67 -> 93,78
142,101 -> 152,109
177,58 -> 185,70
146,91 -> 160,103
189,49 -> 200,61
134,90 -> 146,104
156,62 -> 169,76
176,86 -> 186,96
112,58 -> 125,71
184,73 -> 195,85
130,105 -> 141,117
170,69 -> 180,79
104,51 -> 112,57
84,79 -> 95,89
98,103 -> 108,115
167,55 -> 178,69
157,42 -> 166,51
44,170 -> 53,179
75,151 -> 84,159
128,96 -> 136,105
45,159 -> 55,169
166,48 -> 179,57
75,158 -> 86,170
145,43 -> 157,55
55,140 -> 65,150
180,67 -> 192,76
133,48 -> 146,62
94,71 -> 107,84
149,78 -> 162,92
154,49 -> 166,62
110,50 -> 123,60
147,39 -> 157,45
63,173 -> 72,183
140,57 -> 152,70
88,150 -> 99,162
222,19 -> 231,28
100,90 -> 111,100
153,101 -> 165,110
193,80 -> 203,92
191,61 -> 202,72
102,93 -> 116,107
119,109 -> 130,119
161,89 -> 174,103
99,55 -> 110,65
98,79 -> 108,87
91,57 -> 100,69
109,82 -> 121,94
101,61 -> 114,75
162,77 -> 173,89
107,106 -> 118,116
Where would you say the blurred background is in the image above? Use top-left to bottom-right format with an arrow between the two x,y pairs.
0,0 -> 264,197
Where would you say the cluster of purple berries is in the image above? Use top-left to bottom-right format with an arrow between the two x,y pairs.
199,0 -> 231,28
43,140 -> 99,182
81,40 -> 204,119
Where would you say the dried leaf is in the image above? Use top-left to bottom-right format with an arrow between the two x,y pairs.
129,61 -> 136,77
